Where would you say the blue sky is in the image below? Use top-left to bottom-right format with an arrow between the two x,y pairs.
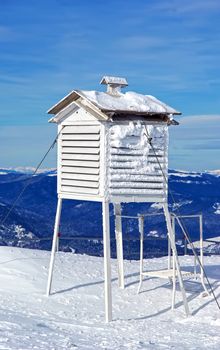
0,0 -> 220,170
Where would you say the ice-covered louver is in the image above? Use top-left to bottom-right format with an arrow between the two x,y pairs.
46,76 -> 190,323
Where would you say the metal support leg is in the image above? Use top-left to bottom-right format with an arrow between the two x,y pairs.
137,216 -> 144,294
163,204 -> 190,316
184,238 -> 187,256
102,200 -> 112,323
46,197 -> 62,297
56,235 -> 59,252
114,203 -> 124,289
199,215 -> 209,295
171,248 -> 176,310
171,215 -> 176,308
168,217 -> 172,270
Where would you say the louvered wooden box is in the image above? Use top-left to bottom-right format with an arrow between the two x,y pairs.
56,111 -> 168,203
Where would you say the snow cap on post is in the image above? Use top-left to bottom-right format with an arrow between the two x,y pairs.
100,76 -> 128,96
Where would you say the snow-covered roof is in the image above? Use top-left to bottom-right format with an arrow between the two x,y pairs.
80,90 -> 180,115
48,89 -> 181,116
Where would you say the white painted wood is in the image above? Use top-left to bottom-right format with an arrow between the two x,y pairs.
62,153 -> 100,161
172,239 -> 176,310
110,174 -> 164,182
61,185 -> 99,195
110,182 -> 163,189
50,102 -> 79,123
199,215 -> 209,295
61,147 -> 100,154
110,149 -> 164,156
109,195 -> 166,203
98,123 -> 106,197
62,125 -> 100,134
62,133 -> 100,141
62,140 -> 100,148
137,216 -> 144,294
61,173 -> 99,181
46,198 -> 62,296
110,169 -> 164,175
110,188 -> 165,195
62,121 -> 101,126
60,105 -> 100,123
163,203 -> 190,316
74,97 -> 108,121
59,193 -> 103,201
110,155 -> 165,162
110,163 -> 166,170
114,203 -> 124,289
61,160 -> 100,168
199,214 -> 207,293
102,200 -> 112,323
57,124 -> 62,194
62,166 -> 99,175
168,216 -> 173,270
61,179 -> 99,188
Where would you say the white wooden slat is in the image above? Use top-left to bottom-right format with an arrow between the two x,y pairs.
62,134 -> 100,141
61,147 -> 100,154
110,188 -> 165,196
110,174 -> 164,182
110,155 -> 164,162
61,160 -> 100,168
109,162 -> 166,169
62,140 -> 100,148
62,153 -> 100,161
110,149 -> 164,156
62,125 -> 100,134
61,179 -> 99,188
62,172 -> 99,182
109,195 -> 166,203
62,166 -> 100,175
110,169 -> 163,175
61,185 -> 99,195
110,182 -> 164,189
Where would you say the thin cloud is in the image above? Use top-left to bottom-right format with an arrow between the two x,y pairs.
150,0 -> 220,15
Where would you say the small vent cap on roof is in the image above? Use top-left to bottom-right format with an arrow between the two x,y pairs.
100,75 -> 128,95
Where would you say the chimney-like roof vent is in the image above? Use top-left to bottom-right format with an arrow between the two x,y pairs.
100,75 -> 128,95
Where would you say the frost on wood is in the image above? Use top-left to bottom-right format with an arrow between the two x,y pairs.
107,122 -> 168,199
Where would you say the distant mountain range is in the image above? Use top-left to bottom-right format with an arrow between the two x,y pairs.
0,168 -> 220,258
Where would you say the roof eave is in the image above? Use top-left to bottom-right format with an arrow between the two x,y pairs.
47,90 -> 81,115
102,109 -> 181,116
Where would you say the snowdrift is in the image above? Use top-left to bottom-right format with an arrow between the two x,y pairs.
0,247 -> 220,349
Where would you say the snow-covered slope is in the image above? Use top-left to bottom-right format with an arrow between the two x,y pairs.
0,247 -> 220,349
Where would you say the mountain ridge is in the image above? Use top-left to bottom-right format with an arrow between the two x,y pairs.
0,168 -> 219,257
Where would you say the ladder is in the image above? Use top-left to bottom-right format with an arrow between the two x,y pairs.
137,207 -> 209,313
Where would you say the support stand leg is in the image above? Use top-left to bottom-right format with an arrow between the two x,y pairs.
171,215 -> 176,308
163,204 -> 190,316
46,198 -> 62,297
171,249 -> 176,310
199,215 -> 209,295
114,203 -> 124,289
102,200 -> 112,323
137,216 -> 144,294
168,216 -> 174,285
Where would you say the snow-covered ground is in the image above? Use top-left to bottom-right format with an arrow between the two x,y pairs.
0,247 -> 220,349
